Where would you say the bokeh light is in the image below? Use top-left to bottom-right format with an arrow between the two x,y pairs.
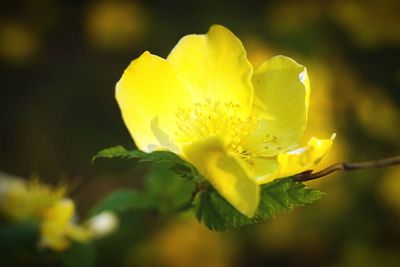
84,1 -> 150,50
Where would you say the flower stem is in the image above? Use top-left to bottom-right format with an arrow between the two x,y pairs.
294,155 -> 400,182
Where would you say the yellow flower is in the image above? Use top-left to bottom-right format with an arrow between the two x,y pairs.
0,175 -> 66,222
116,25 -> 334,217
39,198 -> 92,252
39,201 -> 119,252
0,174 -> 118,251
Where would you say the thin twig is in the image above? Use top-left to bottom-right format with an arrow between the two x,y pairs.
294,156 -> 400,182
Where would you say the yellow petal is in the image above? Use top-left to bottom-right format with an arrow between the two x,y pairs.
66,224 -> 93,243
245,157 -> 279,180
252,55 -> 310,155
43,198 -> 74,224
257,135 -> 335,184
40,199 -> 75,251
182,138 -> 259,217
116,51 -> 192,152
167,25 -> 253,118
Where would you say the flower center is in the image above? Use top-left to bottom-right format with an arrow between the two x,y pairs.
175,101 -> 280,164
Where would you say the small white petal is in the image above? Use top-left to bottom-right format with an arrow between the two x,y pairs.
88,211 -> 118,237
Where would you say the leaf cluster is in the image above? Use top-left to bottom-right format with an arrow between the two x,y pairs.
194,178 -> 324,231
92,146 -> 324,231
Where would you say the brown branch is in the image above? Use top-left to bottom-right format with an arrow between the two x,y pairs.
294,155 -> 400,182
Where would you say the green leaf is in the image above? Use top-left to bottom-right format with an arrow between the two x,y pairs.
91,146 -> 145,163
89,167 -> 196,217
193,190 -> 227,231
92,146 -> 203,181
61,242 -> 96,267
89,189 -> 155,216
193,177 -> 324,231
0,221 -> 39,263
144,166 -> 195,214
91,146 -> 202,216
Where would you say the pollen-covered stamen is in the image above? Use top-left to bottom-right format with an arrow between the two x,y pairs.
175,101 -> 281,164
175,101 -> 246,143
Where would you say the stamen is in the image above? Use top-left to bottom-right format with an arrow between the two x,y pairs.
175,101 -> 280,164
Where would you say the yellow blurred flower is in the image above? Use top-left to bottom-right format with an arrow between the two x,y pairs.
85,1 -> 149,50
40,202 -> 119,251
116,25 -> 334,217
39,198 -> 92,252
0,174 -> 118,252
379,168 -> 400,213
331,0 -> 400,47
131,218 -> 235,267
0,22 -> 40,64
0,175 -> 66,222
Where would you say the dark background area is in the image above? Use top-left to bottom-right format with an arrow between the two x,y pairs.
1,0 -> 400,266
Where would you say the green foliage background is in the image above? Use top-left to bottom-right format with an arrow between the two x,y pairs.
1,0 -> 400,267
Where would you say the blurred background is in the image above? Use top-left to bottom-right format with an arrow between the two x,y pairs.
0,0 -> 400,266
